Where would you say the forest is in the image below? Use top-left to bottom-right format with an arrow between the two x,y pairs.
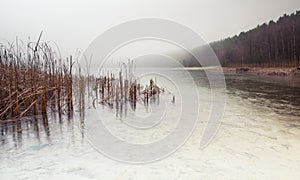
210,11 -> 300,67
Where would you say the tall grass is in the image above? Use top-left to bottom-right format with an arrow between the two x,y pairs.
0,35 -> 73,123
94,60 -> 161,110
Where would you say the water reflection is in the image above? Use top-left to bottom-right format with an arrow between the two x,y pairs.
224,73 -> 300,118
0,111 -> 81,151
190,70 -> 300,118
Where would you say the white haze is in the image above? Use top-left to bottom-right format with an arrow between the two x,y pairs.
0,0 -> 299,57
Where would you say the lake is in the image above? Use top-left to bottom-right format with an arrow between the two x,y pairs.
1,70 -> 300,179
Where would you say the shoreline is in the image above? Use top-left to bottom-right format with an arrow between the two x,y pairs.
221,67 -> 300,77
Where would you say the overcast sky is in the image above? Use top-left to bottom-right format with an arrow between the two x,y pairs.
1,0 -> 299,56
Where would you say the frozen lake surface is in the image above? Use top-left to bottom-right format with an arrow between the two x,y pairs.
1,70 -> 300,179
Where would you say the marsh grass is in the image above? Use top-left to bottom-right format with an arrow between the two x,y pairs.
0,35 -> 74,123
0,36 -> 170,136
94,60 -> 162,110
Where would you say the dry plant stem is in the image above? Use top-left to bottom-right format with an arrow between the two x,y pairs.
0,36 -> 74,122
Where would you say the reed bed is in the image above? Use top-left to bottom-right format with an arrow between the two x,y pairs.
0,36 -> 74,123
93,60 -> 162,110
0,36 -> 173,128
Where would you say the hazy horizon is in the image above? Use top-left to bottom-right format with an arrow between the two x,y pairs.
1,0 -> 300,57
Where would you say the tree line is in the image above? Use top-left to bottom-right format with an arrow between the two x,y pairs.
210,11 -> 300,67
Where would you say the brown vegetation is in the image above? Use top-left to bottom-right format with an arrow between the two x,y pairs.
93,60 -> 162,109
0,35 -> 74,123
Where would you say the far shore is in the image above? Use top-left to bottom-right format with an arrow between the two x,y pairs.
221,66 -> 300,77
109,66 -> 300,77
182,66 -> 300,77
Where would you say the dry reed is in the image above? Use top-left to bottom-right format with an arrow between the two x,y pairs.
0,35 -> 74,123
